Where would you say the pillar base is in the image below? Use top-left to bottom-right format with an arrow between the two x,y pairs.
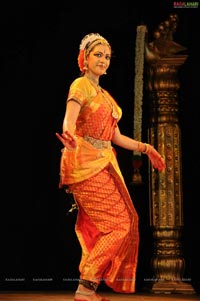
150,281 -> 196,294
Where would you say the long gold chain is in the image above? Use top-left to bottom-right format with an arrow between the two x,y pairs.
84,75 -> 119,119
99,88 -> 119,119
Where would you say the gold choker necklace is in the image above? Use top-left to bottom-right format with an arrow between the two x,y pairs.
84,75 -> 99,86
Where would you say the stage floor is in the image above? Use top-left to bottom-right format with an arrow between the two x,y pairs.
0,291 -> 199,301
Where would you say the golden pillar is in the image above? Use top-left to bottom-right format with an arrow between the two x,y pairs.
145,14 -> 195,294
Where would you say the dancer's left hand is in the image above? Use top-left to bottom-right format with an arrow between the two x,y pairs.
147,145 -> 166,171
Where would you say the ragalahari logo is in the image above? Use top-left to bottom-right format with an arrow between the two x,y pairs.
173,1 -> 199,8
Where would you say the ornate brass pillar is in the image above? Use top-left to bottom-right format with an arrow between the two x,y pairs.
145,14 -> 195,293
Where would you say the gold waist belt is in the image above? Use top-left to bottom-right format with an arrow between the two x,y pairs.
83,136 -> 111,149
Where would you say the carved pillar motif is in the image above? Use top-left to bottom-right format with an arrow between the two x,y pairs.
146,55 -> 195,293
143,13 -> 195,293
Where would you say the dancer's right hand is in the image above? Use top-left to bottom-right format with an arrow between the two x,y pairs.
55,130 -> 77,150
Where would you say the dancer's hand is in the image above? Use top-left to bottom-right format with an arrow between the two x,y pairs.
146,144 -> 166,172
55,130 -> 77,150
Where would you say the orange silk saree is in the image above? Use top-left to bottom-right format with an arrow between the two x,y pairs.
59,77 -> 139,292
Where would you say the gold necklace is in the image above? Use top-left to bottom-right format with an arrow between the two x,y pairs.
99,89 -> 119,119
84,75 -> 99,86
84,76 -> 119,119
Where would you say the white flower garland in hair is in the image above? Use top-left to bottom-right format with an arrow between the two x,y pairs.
133,25 -> 146,156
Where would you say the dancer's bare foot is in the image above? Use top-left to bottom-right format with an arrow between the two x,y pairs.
74,284 -> 110,301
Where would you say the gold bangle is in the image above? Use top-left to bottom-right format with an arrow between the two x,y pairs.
142,143 -> 150,154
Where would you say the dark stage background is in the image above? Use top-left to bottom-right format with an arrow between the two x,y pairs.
1,0 -> 200,294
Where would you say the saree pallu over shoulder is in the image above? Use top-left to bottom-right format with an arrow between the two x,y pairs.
59,136 -> 124,186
